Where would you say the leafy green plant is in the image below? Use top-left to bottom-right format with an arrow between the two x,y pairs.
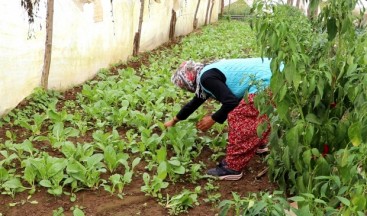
47,101 -> 74,124
0,166 -> 26,198
164,124 -> 198,163
71,205 -> 85,216
0,148 -> 19,166
38,122 -> 79,148
165,186 -> 201,215
14,113 -> 47,136
1,177 -> 27,198
103,157 -> 140,196
52,207 -> 65,216
141,161 -> 169,199
65,154 -> 106,190
22,153 -> 68,195
92,129 -> 123,152
249,0 -> 367,214
3,140 -> 38,160
188,163 -> 205,183
71,112 -> 89,136
103,145 -> 128,173
203,180 -> 221,204
61,142 -> 94,162
219,191 -> 289,216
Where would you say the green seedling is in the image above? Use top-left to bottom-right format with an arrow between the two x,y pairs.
5,130 -> 17,142
0,149 -> 19,166
61,142 -> 94,162
71,112 -> 89,136
125,129 -> 138,153
36,122 -> 79,148
165,186 -> 202,215
0,167 -> 25,198
14,113 -> 47,136
104,157 -> 140,197
52,207 -> 65,216
1,177 -> 27,198
203,180 -> 221,204
47,101 -> 74,123
65,154 -> 106,190
105,100 -> 129,126
92,129 -> 122,152
71,205 -> 85,216
22,153 -> 68,196
141,161 -> 169,199
103,145 -> 129,173
189,163 -> 204,183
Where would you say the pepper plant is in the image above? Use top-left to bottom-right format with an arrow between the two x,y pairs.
249,0 -> 367,214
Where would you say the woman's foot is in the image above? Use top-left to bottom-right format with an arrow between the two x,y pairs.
206,161 -> 243,180
256,144 -> 269,154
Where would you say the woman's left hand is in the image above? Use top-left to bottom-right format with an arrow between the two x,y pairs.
196,115 -> 215,132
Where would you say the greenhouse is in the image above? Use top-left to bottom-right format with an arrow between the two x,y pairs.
0,0 -> 366,215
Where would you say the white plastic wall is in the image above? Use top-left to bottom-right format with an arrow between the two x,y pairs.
0,0 -> 220,116
0,0 -> 47,115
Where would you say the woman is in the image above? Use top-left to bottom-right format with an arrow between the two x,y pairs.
164,58 -> 272,180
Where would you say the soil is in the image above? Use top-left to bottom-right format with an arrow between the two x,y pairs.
0,38 -> 276,216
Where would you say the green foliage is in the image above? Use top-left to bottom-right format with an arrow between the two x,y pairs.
223,0 -> 367,215
22,153 -> 67,196
219,191 -> 289,216
165,186 -> 201,215
52,207 -> 65,216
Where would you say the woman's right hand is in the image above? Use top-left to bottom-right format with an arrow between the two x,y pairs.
164,117 -> 179,128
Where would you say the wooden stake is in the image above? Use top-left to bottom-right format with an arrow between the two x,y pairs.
193,0 -> 201,29
220,0 -> 224,16
209,0 -> 215,24
41,0 -> 54,90
204,0 -> 211,25
169,9 -> 177,41
133,0 -> 145,56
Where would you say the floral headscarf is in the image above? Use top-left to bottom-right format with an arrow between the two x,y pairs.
171,60 -> 208,99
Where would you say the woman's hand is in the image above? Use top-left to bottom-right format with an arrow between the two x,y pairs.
164,116 -> 179,128
196,115 -> 215,132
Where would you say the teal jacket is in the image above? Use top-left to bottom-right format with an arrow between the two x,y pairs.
199,58 -> 273,99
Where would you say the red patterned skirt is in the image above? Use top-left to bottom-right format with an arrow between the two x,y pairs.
225,94 -> 270,171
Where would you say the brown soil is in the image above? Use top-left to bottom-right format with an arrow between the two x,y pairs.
0,36 -> 276,216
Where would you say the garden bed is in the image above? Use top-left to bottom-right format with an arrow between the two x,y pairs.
0,19 -> 275,216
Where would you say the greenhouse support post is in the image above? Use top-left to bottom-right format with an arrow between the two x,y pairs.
41,0 -> 54,89
220,0 -> 224,16
169,9 -> 177,41
193,0 -> 201,29
205,0 -> 211,25
209,0 -> 215,24
133,0 -> 145,56
296,0 -> 300,7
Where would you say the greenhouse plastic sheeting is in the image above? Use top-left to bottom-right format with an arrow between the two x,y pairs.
0,0 -> 47,115
48,0 -> 139,90
0,0 -> 220,116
